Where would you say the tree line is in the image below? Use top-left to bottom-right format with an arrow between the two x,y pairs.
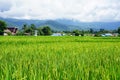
0,20 -> 52,36
17,24 -> 52,36
1,20 -> 120,36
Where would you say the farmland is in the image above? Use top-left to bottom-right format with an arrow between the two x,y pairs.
0,36 -> 120,80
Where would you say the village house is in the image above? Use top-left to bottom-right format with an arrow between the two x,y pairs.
101,33 -> 113,37
4,27 -> 18,36
51,33 -> 65,36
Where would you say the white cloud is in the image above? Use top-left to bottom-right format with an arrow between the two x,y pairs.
0,0 -> 120,22
0,0 -> 12,12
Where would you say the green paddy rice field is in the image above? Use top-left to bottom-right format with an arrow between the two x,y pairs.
0,36 -> 120,80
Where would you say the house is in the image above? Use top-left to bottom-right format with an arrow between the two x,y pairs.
112,33 -> 119,37
51,33 -> 65,36
101,33 -> 113,37
4,27 -> 18,35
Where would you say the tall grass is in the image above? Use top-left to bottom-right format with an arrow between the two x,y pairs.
0,36 -> 120,80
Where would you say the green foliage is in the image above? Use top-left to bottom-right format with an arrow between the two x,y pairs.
30,24 -> 36,35
0,20 -> 7,35
0,37 -> 120,80
117,27 -> 120,34
41,26 -> 52,36
22,24 -> 37,35
73,30 -> 80,36
7,32 -> 12,36
37,27 -> 44,35
118,34 -> 120,37
81,30 -> 84,36
30,24 -> 36,30
25,28 -> 32,34
0,30 -> 3,35
94,33 -> 101,37
16,30 -> 24,36
99,28 -> 109,34
72,30 -> 85,36
22,24 -> 27,31
37,26 -> 52,36
22,24 -> 52,36
89,28 -> 94,34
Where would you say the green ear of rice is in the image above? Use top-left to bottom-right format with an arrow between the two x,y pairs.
0,36 -> 120,80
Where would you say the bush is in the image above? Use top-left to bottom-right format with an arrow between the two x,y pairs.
118,34 -> 120,37
0,20 -> 7,35
94,33 -> 101,37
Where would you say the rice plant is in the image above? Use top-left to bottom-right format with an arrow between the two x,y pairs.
0,36 -> 120,80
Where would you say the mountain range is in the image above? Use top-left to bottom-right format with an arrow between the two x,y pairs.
0,17 -> 120,31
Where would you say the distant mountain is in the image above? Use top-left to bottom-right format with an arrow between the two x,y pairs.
56,19 -> 120,30
0,17 -> 120,31
40,20 -> 70,31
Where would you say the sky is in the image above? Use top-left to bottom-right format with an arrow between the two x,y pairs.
0,0 -> 120,22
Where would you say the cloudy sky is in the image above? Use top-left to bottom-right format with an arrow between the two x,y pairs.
0,0 -> 120,22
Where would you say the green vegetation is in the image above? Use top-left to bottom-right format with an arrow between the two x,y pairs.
0,20 -> 7,35
40,26 -> 52,36
72,30 -> 81,36
0,36 -> 120,80
117,27 -> 120,34
20,24 -> 52,36
72,30 -> 84,36
0,20 -> 119,36
22,24 -> 36,35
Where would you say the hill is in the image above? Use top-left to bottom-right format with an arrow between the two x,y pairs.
0,17 -> 120,31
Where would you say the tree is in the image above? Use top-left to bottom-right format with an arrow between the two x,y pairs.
98,28 -> 110,34
16,30 -> 24,36
22,24 -> 28,32
118,27 -> 120,34
72,30 -> 80,36
81,30 -> 84,36
22,24 -> 36,35
30,24 -> 36,30
100,29 -> 104,32
42,26 -> 52,36
37,27 -> 44,35
30,24 -> 36,35
0,20 -> 7,35
90,28 -> 94,34
25,28 -> 32,34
